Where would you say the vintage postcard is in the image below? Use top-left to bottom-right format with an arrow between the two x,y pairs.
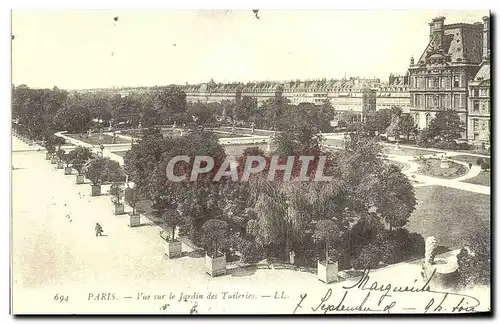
10,9 -> 491,315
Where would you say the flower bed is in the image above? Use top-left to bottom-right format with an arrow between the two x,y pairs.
415,157 -> 468,179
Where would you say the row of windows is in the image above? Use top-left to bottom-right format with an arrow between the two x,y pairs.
412,94 -> 465,109
471,119 -> 489,132
471,101 -> 490,114
413,76 -> 464,89
470,88 -> 489,97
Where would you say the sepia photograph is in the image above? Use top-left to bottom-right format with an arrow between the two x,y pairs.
9,8 -> 491,315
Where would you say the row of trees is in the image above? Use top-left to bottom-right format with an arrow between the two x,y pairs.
123,104 -> 421,269
12,84 -> 189,139
12,85 -> 340,141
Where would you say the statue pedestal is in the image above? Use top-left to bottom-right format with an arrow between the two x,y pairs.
422,258 -> 458,290
440,160 -> 450,169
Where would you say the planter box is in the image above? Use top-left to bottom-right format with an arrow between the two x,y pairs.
64,167 -> 72,175
317,261 -> 338,284
205,254 -> 226,277
45,152 -> 52,160
129,214 -> 141,227
57,161 -> 64,169
165,241 -> 182,259
76,174 -> 85,184
113,203 -> 125,215
90,184 -> 101,196
50,157 -> 58,164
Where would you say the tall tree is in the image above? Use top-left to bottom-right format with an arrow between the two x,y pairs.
428,110 -> 466,142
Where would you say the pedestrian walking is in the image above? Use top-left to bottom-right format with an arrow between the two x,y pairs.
95,223 -> 103,237
469,162 -> 472,169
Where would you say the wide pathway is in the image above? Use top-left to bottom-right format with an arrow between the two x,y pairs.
11,135 -> 489,314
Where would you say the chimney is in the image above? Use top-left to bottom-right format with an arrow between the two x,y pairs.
431,16 -> 445,49
482,16 -> 490,61
429,21 -> 434,40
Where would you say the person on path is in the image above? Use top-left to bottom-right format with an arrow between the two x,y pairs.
469,162 -> 473,169
95,223 -> 103,236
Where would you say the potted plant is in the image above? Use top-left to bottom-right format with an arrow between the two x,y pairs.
86,158 -> 106,196
69,146 -> 93,184
163,209 -> 182,259
313,219 -> 340,284
109,182 -> 125,215
60,152 -> 73,175
44,141 -> 55,160
51,135 -> 65,151
56,149 -> 65,169
124,185 -> 141,227
202,219 -> 228,277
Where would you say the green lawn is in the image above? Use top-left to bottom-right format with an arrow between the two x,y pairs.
383,146 -> 436,157
217,127 -> 274,137
407,186 -> 490,249
66,133 -> 131,145
214,132 -> 251,139
451,155 -> 490,166
415,157 -> 468,179
463,171 -> 491,187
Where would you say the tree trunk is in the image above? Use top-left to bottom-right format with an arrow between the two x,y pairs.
325,240 -> 329,264
171,226 -> 175,243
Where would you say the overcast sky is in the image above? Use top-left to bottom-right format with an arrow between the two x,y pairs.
11,10 -> 488,90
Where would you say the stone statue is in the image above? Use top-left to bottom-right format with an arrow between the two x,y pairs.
410,56 -> 414,65
425,236 -> 438,265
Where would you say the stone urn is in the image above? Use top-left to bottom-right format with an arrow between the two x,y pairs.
50,157 -> 58,164
421,236 -> 459,290
45,152 -> 52,160
75,174 -> 85,184
90,184 -> 101,196
64,167 -> 72,175
57,161 -> 64,169
205,253 -> 226,277
129,213 -> 141,227
317,260 -> 338,284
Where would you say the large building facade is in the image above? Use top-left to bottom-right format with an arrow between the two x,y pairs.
467,17 -> 491,144
76,16 -> 489,144
408,16 -> 490,143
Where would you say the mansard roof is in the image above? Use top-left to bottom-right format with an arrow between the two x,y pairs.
417,23 -> 483,67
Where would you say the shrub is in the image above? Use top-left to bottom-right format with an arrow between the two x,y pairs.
350,228 -> 424,270
457,223 -> 490,288
202,219 -> 229,258
239,239 -> 265,264
477,158 -> 484,166
457,142 -> 471,150
481,162 -> 490,171
433,141 -> 457,150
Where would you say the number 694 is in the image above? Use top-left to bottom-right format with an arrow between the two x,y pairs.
54,294 -> 69,302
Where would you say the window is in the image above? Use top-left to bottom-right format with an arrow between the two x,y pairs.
426,114 -> 432,126
453,76 -> 460,87
473,101 -> 480,113
473,119 -> 479,131
441,77 -> 447,88
480,89 -> 487,97
414,113 -> 419,127
428,78 -> 433,88
415,94 -> 421,107
432,95 -> 439,107
473,89 -> 479,97
441,95 -> 446,108
454,94 -> 460,108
